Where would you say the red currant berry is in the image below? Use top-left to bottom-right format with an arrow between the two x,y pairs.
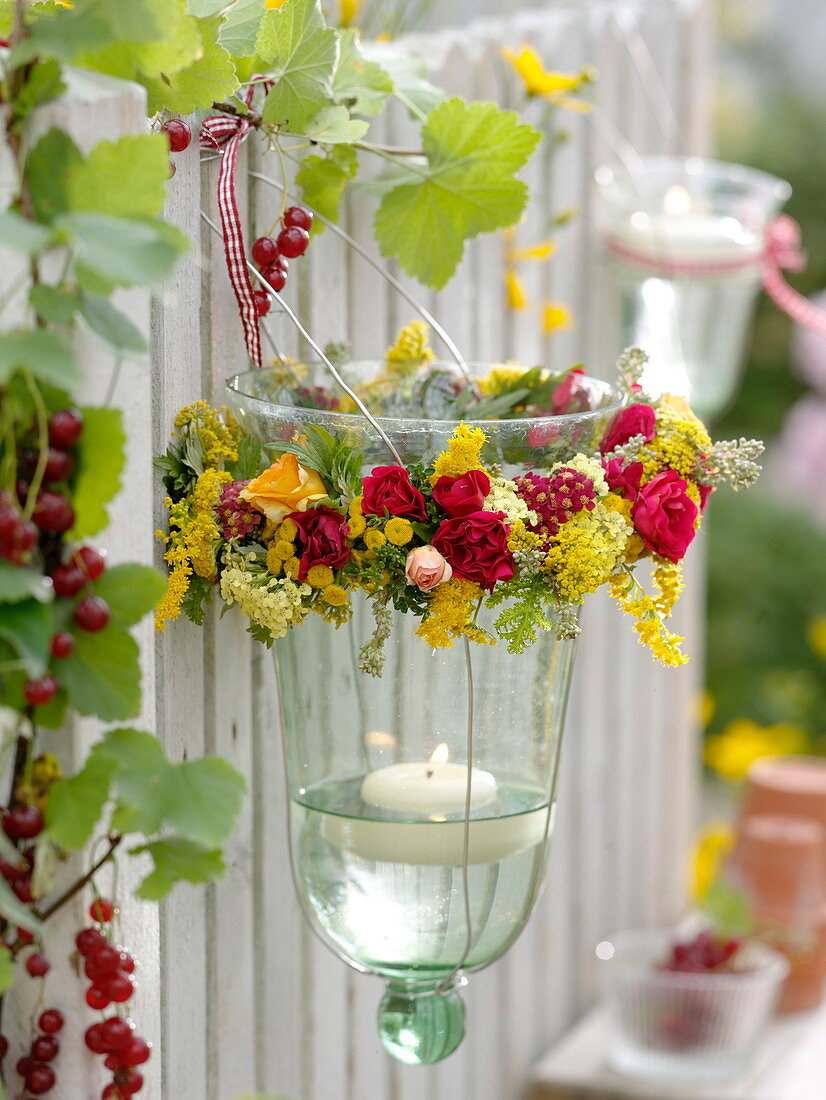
263,264 -> 287,292
0,1034 -> 7,1057
120,1071 -> 144,1094
105,974 -> 134,1003
0,858 -> 19,881
38,1009 -> 64,1035
251,236 -> 280,267
252,289 -> 271,317
101,1017 -> 133,1052
12,875 -> 33,903
42,448 -> 74,483
90,897 -> 116,923
3,805 -> 44,839
50,632 -> 75,659
283,205 -> 313,232
276,226 -> 309,258
74,596 -> 110,632
102,1086 -> 125,1100
24,676 -> 59,708
33,491 -> 75,534
26,1064 -> 56,1095
25,951 -> 50,978
48,409 -> 83,449
76,927 -> 105,955
91,943 -> 121,976
85,1023 -> 108,1054
31,1036 -> 59,1061
123,1036 -> 151,1065
84,956 -> 109,983
85,986 -> 110,1010
73,546 -> 106,581
104,1053 -> 125,1071
162,119 -> 192,153
16,1055 -> 34,1076
17,927 -> 35,945
117,951 -> 135,974
167,159 -> 177,179
51,564 -> 85,598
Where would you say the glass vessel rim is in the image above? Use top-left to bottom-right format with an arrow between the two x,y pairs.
226,363 -> 625,430
594,154 -> 791,202
599,928 -> 790,987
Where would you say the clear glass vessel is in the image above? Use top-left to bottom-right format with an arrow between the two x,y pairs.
595,156 -> 790,421
227,362 -> 623,1064
600,929 -> 789,1085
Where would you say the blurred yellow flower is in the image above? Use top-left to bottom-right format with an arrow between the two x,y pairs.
507,239 -> 558,263
339,0 -> 361,25
691,821 -> 735,901
704,718 -> 808,782
542,302 -> 574,334
265,0 -> 289,8
503,46 -> 595,110
506,270 -> 528,311
807,615 -> 826,661
694,688 -> 716,728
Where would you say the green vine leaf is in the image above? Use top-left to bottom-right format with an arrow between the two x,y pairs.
332,29 -> 392,118
78,294 -> 147,355
0,563 -> 54,605
131,837 -> 226,901
295,145 -> 358,225
0,331 -> 80,388
26,128 -> 84,224
257,0 -> 338,133
67,134 -> 169,219
69,406 -> 126,539
91,564 -> 167,628
30,285 -> 82,326
144,14 -> 239,115
60,212 -> 188,291
0,210 -> 52,254
0,944 -> 15,996
45,752 -> 116,850
217,0 -> 266,57
374,98 -> 541,288
74,0 -> 202,83
0,599 -> 53,677
302,105 -> 368,144
363,45 -> 444,119
58,626 -> 142,720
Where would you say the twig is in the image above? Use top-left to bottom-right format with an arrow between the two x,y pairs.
28,834 -> 122,928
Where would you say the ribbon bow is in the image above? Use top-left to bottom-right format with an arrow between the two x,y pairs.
200,82 -> 271,368
762,215 -> 826,337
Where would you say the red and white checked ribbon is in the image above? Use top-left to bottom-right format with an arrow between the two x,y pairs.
762,215 -> 826,338
200,82 -> 271,368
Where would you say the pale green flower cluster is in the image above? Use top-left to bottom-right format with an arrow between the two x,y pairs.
485,477 -> 537,525
220,551 -> 310,639
695,437 -> 764,491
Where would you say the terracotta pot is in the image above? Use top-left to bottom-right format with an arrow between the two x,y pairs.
741,757 -> 826,866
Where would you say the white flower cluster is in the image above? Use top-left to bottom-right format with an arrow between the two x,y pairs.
552,453 -> 608,497
220,558 -> 310,640
696,438 -> 764,491
485,477 -> 538,526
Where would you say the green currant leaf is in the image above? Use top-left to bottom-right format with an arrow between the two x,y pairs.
26,129 -> 84,224
75,0 -> 201,82
58,625 -> 142,720
66,134 -> 169,220
91,564 -> 167,629
363,45 -> 444,119
29,285 -> 81,326
0,944 -> 14,996
187,0 -> 228,14
131,837 -> 226,901
44,751 -> 116,850
144,14 -> 239,114
302,105 -> 368,144
69,406 -> 126,539
332,29 -> 392,118
0,599 -> 53,678
0,877 -> 42,935
295,145 -> 358,225
156,757 -> 246,847
0,211 -> 52,253
60,212 -> 188,288
257,0 -> 338,133
218,0 -> 266,57
0,331 -> 80,388
91,728 -> 168,807
10,58 -> 66,126
701,879 -> 755,938
78,294 -> 147,355
0,563 -> 54,605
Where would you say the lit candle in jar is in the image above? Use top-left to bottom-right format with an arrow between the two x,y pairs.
360,742 -> 497,816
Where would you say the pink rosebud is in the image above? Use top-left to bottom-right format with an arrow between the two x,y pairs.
405,545 -> 453,592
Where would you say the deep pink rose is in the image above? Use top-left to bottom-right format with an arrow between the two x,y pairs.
600,403 -> 657,454
631,471 -> 698,563
432,470 -> 491,518
361,465 -> 427,520
405,545 -> 452,591
431,511 -> 514,590
699,484 -> 713,513
602,458 -> 644,501
549,367 -> 587,414
289,506 -> 350,580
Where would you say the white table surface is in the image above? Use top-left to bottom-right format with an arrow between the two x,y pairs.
530,1001 -> 826,1100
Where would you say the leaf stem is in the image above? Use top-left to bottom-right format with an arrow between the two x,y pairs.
21,370 -> 49,522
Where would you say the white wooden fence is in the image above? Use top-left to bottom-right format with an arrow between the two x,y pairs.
5,2 -> 710,1097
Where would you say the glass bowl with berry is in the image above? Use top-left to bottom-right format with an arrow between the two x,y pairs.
599,927 -> 789,1084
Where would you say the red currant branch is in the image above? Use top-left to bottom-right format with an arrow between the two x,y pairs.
27,834 -> 122,932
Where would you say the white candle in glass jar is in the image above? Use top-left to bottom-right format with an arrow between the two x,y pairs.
360,743 -> 497,815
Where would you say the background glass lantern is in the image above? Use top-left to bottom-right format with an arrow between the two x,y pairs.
228,362 -> 622,1065
594,156 -> 791,421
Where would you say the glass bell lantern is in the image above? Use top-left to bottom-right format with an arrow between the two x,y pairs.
228,362 -> 623,1064
595,156 -> 790,420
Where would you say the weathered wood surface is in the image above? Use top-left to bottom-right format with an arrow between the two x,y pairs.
3,2 -> 710,1098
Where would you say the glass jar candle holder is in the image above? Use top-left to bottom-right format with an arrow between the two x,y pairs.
594,156 -> 791,421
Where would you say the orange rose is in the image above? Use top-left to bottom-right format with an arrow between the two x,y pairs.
239,454 -> 327,523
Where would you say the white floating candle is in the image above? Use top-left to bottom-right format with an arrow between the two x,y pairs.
360,743 -> 497,816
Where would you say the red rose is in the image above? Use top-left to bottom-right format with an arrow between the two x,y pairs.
549,367 -> 587,414
631,471 -> 698,563
432,470 -> 491,518
289,507 -> 350,580
699,484 -> 713,513
602,458 -> 643,501
432,511 -> 514,590
600,403 -> 657,454
361,465 -> 427,520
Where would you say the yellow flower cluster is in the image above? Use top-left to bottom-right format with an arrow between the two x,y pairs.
609,572 -> 687,667
416,578 -> 493,649
385,518 -> 413,546
643,407 -> 712,481
652,561 -> 684,617
433,424 -> 486,479
264,517 -> 299,578
704,718 -> 807,782
386,320 -> 435,369
507,519 -> 543,556
477,363 -> 529,396
173,400 -> 238,468
605,496 -> 646,562
188,469 -> 232,579
544,502 -> 631,602
691,821 -> 735,901
155,537 -> 192,633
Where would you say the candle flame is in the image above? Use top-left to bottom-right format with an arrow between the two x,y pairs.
663,185 -> 691,217
429,742 -> 449,764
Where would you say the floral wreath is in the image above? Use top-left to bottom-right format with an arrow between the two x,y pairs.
156,328 -> 763,676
